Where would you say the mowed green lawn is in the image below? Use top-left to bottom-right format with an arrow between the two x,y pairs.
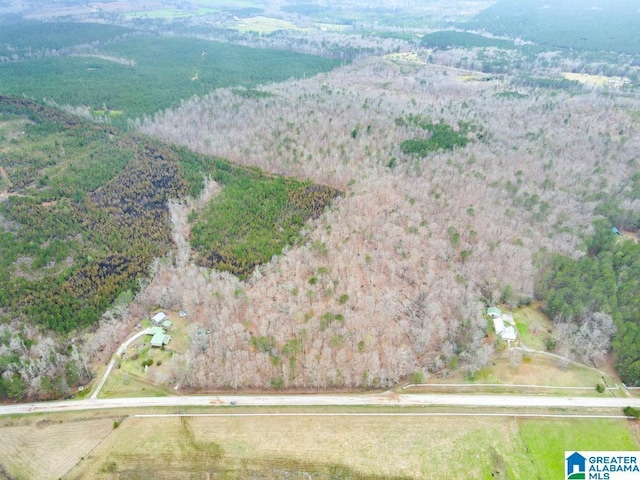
0,34 -> 342,125
518,418 -> 638,478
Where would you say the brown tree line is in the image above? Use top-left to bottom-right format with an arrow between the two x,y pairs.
125,53 -> 640,389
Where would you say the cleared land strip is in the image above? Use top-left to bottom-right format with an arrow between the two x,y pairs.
1,393 -> 639,416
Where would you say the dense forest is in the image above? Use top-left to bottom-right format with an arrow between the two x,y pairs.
537,223 -> 640,385
0,98 -> 338,400
1,0 -> 640,398
135,24 -> 640,389
0,25 -> 342,127
469,0 -> 640,55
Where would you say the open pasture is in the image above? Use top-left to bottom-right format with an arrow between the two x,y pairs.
0,415 -> 118,480
63,412 -> 638,479
231,16 -> 302,34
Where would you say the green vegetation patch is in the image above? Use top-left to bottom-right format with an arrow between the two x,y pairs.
190,164 -> 341,278
0,97 -> 338,330
0,32 -> 342,126
396,116 -> 471,157
518,418 -> 638,477
0,97 -> 339,401
537,221 -> 640,386
0,97 -> 196,334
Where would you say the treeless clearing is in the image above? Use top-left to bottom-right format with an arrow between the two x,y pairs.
98,369 -> 173,399
478,353 -> 619,392
562,71 -> 629,89
232,16 -> 303,34
408,352 -> 619,395
65,414 -> 638,479
0,416 -> 116,480
513,304 -> 554,351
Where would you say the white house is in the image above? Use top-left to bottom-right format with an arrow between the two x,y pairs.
151,311 -> 167,325
493,313 -> 517,343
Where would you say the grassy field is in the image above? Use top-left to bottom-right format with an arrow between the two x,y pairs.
98,369 -> 172,399
512,304 -> 554,351
562,72 -> 629,89
50,411 -> 637,479
518,417 -> 639,476
97,311 -> 190,399
409,352 -> 620,396
231,16 -> 303,34
0,414 -> 118,480
479,354 -> 619,392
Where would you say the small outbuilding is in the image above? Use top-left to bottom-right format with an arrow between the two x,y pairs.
151,312 -> 167,325
162,319 -> 173,329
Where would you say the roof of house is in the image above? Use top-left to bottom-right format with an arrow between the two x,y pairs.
148,326 -> 163,336
162,319 -> 173,328
502,313 -> 514,325
150,331 -> 165,347
487,306 -> 502,317
152,312 -> 167,323
492,316 -> 505,335
500,325 -> 517,341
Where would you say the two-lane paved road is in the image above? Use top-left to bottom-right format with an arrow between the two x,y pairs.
1,392 -> 638,416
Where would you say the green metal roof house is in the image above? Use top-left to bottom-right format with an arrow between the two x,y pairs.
150,331 -> 166,347
147,326 -> 162,337
487,307 -> 502,318
147,326 -> 170,347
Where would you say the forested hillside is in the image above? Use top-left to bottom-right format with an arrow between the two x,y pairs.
137,50 -> 640,390
0,98 -> 339,400
0,22 -> 343,126
1,1 -> 640,397
469,0 -> 640,55
537,223 -> 640,385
